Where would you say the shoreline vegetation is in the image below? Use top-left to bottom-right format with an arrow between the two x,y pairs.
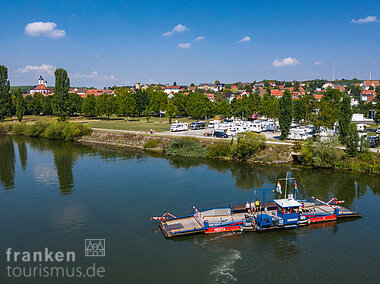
1,120 -> 379,174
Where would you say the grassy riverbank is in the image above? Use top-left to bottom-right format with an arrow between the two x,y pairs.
1,119 -> 379,174
78,129 -> 380,174
0,120 -> 92,140
2,115 -> 211,133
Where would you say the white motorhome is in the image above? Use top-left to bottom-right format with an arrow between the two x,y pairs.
208,120 -> 220,128
356,123 -> 366,132
249,122 -> 263,133
287,128 -> 312,140
170,122 -> 188,132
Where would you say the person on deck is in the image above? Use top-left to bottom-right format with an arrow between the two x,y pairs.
255,199 -> 260,213
251,201 -> 255,214
246,202 -> 250,213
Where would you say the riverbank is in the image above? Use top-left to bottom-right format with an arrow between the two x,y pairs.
78,130 -> 294,164
2,120 -> 379,174
76,129 -> 380,174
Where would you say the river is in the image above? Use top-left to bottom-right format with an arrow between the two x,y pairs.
0,135 -> 379,283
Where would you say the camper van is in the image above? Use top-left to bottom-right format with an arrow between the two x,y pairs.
288,128 -> 312,140
190,121 -> 206,130
170,122 -> 188,132
208,120 -> 220,128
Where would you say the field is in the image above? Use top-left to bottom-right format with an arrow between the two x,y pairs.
3,115 -> 213,133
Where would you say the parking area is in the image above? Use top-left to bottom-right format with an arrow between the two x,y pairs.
161,128 -> 283,140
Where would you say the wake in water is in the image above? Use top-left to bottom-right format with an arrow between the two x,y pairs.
209,248 -> 241,283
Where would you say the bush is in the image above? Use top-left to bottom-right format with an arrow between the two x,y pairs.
11,123 -> 27,135
143,138 -> 161,149
44,122 -> 66,140
62,122 -> 92,140
300,138 -> 344,168
293,141 -> 302,152
26,121 -> 49,137
0,123 -> 13,134
166,137 -> 206,158
206,142 -> 231,159
231,132 -> 266,160
7,120 -> 92,141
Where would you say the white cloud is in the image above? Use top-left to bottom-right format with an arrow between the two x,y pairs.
94,54 -> 100,58
24,22 -> 66,38
194,36 -> 206,42
162,24 -> 189,36
351,16 -> 378,24
178,42 -> 191,49
238,36 -> 251,43
71,71 -> 98,79
273,57 -> 300,67
315,61 -> 323,66
104,74 -> 116,80
70,71 -> 115,81
17,64 -> 56,75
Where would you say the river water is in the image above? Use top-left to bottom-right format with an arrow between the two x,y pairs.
0,135 -> 379,283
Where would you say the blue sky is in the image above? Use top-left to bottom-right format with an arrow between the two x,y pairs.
0,0 -> 379,87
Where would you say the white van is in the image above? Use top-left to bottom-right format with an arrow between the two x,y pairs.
170,122 -> 188,132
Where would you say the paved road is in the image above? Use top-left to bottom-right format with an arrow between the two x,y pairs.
92,127 -> 380,152
93,128 -> 297,146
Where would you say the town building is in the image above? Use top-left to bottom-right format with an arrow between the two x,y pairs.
30,76 -> 54,96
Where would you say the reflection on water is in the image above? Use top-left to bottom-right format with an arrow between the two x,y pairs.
14,136 -> 28,171
0,135 -> 379,283
0,136 -> 15,189
0,136 -> 379,203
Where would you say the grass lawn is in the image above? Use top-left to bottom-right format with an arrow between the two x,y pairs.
3,115 -> 213,132
79,116 -> 213,132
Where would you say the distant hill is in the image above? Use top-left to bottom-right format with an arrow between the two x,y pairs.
10,86 -> 54,94
10,86 -> 34,93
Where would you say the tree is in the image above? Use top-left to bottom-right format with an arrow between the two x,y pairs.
173,82 -> 177,86
261,95 -> 279,132
96,94 -> 116,119
15,89 -> 26,122
246,93 -> 262,116
216,99 -> 231,117
115,93 -> 136,117
214,80 -> 220,85
52,68 -> 70,120
186,92 -> 212,119
338,94 -> 353,144
148,91 -> 167,114
172,92 -> 188,116
81,95 -> 97,117
41,95 -> 53,115
0,65 -> 12,121
28,93 -> 44,115
293,94 -> 315,125
374,94 -> 380,124
165,100 -> 178,123
67,93 -> 83,116
315,89 -> 341,129
231,97 -> 249,118
278,90 -> 292,140
346,123 -> 359,156
132,91 -> 149,116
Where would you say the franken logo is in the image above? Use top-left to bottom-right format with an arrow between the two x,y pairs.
85,239 -> 105,257
6,248 -> 75,262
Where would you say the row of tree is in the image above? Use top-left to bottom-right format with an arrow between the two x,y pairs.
0,65 -> 72,121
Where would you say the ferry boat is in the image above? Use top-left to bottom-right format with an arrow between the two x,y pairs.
151,175 -> 361,238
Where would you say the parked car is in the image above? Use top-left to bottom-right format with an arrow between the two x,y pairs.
204,131 -> 212,136
213,131 -> 228,138
376,127 -> 380,134
367,136 -> 380,148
